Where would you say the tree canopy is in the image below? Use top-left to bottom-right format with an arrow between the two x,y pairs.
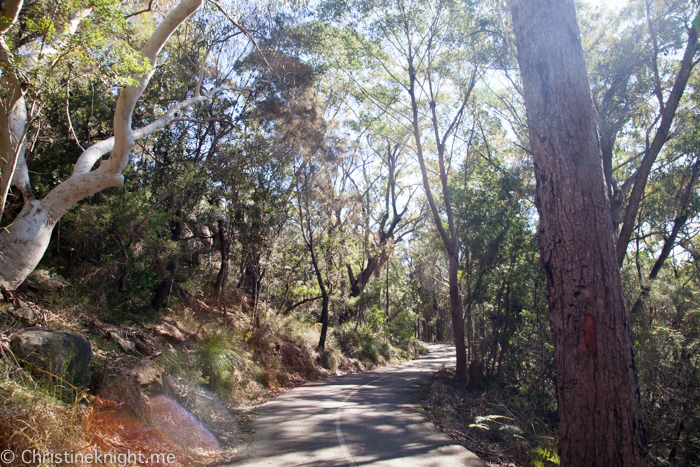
1,0 -> 700,464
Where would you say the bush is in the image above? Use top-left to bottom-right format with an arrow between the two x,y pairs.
334,325 -> 361,357
321,348 -> 340,371
405,337 -> 428,356
197,331 -> 245,394
359,331 -> 380,363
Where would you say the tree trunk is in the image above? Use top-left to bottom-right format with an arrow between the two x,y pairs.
153,213 -> 182,311
0,0 -> 250,291
448,255 -> 467,382
214,219 -> 230,295
408,54 -> 469,382
152,264 -> 175,311
510,1 -> 649,465
347,256 -> 381,297
308,233 -> 329,350
239,261 -> 262,301
318,292 -> 330,350
63,244 -> 87,278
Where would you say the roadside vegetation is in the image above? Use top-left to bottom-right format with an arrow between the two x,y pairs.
1,271 -> 424,466
0,0 -> 699,465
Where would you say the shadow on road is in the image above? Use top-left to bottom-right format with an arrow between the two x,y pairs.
228,345 -> 485,467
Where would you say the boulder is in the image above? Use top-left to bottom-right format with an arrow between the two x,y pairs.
97,360 -> 163,423
27,269 -> 70,292
6,299 -> 39,324
153,322 -> 186,343
11,328 -> 91,395
98,373 -> 151,423
149,395 -> 220,459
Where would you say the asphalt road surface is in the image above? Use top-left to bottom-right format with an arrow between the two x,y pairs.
228,344 -> 486,466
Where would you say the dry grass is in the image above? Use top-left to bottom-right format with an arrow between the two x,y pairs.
0,343 -> 221,467
0,285 -> 426,466
0,374 -> 90,466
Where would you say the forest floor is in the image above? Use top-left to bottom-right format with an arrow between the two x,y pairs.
419,367 -> 558,467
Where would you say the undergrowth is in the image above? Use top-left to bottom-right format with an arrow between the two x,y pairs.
0,283 -> 426,466
419,367 -> 558,467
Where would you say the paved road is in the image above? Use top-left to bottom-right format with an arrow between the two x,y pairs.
228,344 -> 486,466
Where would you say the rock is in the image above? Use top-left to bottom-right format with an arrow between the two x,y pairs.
97,360 -> 164,423
7,299 -> 38,324
153,322 -> 186,343
134,338 -> 154,355
98,373 -> 150,423
97,367 -> 238,459
132,360 -> 162,390
27,269 -> 70,292
162,374 -> 241,450
108,330 -> 136,353
11,328 -> 91,395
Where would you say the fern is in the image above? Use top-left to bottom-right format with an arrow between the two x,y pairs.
531,447 -> 560,466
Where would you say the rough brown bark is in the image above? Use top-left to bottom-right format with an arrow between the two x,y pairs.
510,0 -> 649,465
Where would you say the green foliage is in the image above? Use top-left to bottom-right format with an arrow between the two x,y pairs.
321,348 -> 340,371
531,447 -> 560,467
197,331 -> 245,394
359,330 -> 380,363
8,0 -> 153,124
632,274 -> 700,464
11,0 -> 700,463
365,306 -> 384,334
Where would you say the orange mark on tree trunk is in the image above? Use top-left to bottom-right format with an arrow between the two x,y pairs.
583,313 -> 597,354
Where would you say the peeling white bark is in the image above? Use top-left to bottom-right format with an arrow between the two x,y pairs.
0,0 -> 209,290
0,0 -> 29,212
0,200 -> 53,290
0,92 -> 27,206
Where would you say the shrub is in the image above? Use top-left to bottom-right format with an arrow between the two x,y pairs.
321,348 -> 340,371
359,331 -> 380,363
197,331 -> 245,395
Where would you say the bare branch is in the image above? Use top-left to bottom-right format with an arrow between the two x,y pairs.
65,72 -> 86,151
208,0 -> 276,76
125,0 -> 156,19
616,11 -> 699,266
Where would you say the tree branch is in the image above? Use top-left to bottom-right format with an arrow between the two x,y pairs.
125,0 -> 155,19
616,13 -> 699,267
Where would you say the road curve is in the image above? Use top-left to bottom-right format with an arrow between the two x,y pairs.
228,344 -> 486,466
